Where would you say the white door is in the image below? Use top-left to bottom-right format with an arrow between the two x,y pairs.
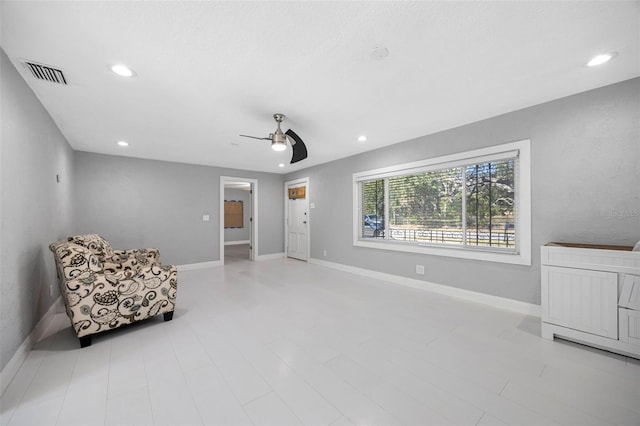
287,185 -> 308,261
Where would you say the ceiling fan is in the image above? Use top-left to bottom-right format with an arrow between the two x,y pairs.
240,113 -> 308,164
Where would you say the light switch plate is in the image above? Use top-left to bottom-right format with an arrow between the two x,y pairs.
202,215 -> 210,222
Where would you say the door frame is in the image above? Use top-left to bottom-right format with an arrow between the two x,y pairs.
284,176 -> 310,262
220,176 -> 258,264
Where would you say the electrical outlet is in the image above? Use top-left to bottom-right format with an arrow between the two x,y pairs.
323,249 -> 327,257
416,265 -> 425,275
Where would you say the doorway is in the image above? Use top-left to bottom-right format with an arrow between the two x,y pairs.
285,177 -> 309,261
220,177 -> 258,265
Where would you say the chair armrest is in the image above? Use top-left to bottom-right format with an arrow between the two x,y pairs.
113,248 -> 160,259
135,264 -> 178,309
106,248 -> 161,272
61,273 -> 116,337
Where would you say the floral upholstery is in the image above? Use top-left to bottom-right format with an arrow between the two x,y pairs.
49,236 -> 177,346
64,234 -> 114,262
64,234 -> 160,273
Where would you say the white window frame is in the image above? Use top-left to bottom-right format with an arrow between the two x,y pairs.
352,140 -> 531,265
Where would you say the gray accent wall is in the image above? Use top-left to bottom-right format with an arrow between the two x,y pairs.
1,49 -> 75,372
224,188 -> 251,243
73,152 -> 284,265
286,78 -> 640,305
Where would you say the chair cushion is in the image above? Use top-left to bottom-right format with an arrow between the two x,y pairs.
66,234 -> 115,263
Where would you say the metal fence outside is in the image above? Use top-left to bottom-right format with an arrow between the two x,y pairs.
364,227 -> 515,248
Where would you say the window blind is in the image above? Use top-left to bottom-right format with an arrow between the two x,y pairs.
357,154 -> 518,252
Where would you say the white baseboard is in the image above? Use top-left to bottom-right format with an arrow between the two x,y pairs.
256,252 -> 285,261
0,297 -> 62,397
177,260 -> 222,271
224,240 -> 250,246
309,258 -> 541,317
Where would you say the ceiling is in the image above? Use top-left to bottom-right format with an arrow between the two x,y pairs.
1,1 -> 638,174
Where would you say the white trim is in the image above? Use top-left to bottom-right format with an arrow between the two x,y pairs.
256,252 -> 286,261
309,258 -> 541,317
177,260 -> 222,271
352,139 -> 531,266
284,177 -> 310,262
353,144 -> 522,180
221,176 -> 258,264
224,240 -> 250,246
1,297 -> 62,396
353,240 -> 530,265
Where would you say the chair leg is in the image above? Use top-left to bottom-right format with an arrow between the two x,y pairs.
163,311 -> 174,321
79,336 -> 92,348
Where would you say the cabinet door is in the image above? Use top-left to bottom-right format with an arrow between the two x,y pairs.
542,266 -> 618,339
619,308 -> 640,347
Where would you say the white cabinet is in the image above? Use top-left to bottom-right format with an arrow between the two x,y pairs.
541,243 -> 640,359
619,308 -> 640,346
542,266 -> 618,339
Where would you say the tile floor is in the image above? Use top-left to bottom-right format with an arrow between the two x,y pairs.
225,244 -> 251,264
1,257 -> 639,425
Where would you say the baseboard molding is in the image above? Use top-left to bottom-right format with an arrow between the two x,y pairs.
309,258 -> 541,317
224,240 -> 250,246
256,252 -> 285,261
177,260 -> 222,271
0,297 -> 62,397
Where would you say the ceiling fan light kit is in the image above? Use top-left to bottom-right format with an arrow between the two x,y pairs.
240,113 -> 308,164
271,114 -> 288,151
271,137 -> 287,151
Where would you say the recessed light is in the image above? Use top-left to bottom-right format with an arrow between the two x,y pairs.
111,64 -> 136,77
587,52 -> 617,67
117,140 -> 129,147
278,163 -> 285,168
357,135 -> 368,142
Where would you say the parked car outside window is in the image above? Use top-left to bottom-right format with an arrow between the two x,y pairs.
364,214 -> 384,237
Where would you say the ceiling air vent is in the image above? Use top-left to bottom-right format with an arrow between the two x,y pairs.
24,61 -> 67,85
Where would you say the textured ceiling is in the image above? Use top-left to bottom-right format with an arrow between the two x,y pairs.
1,1 -> 638,173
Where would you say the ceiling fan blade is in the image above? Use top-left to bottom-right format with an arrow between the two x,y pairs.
239,134 -> 271,141
285,129 -> 308,164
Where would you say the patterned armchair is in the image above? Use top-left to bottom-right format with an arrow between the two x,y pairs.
49,235 -> 177,348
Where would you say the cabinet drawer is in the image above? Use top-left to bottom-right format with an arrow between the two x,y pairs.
542,266 -> 618,339
619,308 -> 640,347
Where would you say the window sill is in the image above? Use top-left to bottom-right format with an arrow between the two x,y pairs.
354,239 -> 531,266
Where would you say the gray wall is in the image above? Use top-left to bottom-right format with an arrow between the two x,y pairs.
286,78 -> 640,305
1,49 -> 75,372
73,152 -> 284,265
224,188 -> 251,242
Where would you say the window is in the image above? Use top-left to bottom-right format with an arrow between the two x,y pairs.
353,140 -> 531,265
